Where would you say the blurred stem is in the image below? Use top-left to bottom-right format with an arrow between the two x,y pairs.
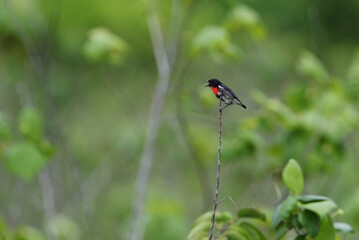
209,100 -> 222,240
129,5 -> 175,240
39,169 -> 57,240
15,80 -> 58,240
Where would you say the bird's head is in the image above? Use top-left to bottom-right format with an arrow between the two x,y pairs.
205,78 -> 222,87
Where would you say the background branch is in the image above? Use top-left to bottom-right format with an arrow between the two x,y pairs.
129,4 -> 179,240
209,100 -> 222,240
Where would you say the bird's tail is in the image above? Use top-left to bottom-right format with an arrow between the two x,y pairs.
239,102 -> 247,109
234,99 -> 247,109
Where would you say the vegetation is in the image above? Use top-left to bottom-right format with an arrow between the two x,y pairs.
187,159 -> 354,240
0,0 -> 358,240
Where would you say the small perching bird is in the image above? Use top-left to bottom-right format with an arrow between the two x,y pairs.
205,78 -> 247,111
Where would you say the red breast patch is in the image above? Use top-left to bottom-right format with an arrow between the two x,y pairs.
210,87 -> 219,96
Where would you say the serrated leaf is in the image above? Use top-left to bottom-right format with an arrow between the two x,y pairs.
18,108 -> 44,141
282,159 -> 303,195
333,222 -> 354,235
4,143 -> 46,180
298,210 -> 321,238
314,215 -> 335,240
237,208 -> 266,221
299,200 -> 337,218
298,195 -> 332,203
272,194 -> 297,228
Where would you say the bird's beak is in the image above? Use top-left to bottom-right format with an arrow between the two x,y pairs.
205,80 -> 209,87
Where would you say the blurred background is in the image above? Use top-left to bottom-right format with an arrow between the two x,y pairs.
1,0 -> 359,239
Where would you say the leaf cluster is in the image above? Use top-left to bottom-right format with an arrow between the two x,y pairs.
273,159 -> 353,240
0,108 -> 55,180
187,160 -> 354,240
187,209 -> 267,240
190,4 -> 265,62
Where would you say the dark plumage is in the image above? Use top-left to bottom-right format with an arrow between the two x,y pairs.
205,78 -> 246,110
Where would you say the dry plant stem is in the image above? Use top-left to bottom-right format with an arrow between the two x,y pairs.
129,7 -> 173,240
209,100 -> 222,240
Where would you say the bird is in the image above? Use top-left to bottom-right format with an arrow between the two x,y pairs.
205,78 -> 247,111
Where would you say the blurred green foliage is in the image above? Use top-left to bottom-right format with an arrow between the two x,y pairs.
187,160 -> 353,240
83,27 -> 129,65
271,159 -> 353,240
0,0 -> 359,239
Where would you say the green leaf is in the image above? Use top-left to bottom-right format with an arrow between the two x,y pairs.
191,211 -> 232,228
191,26 -> 240,61
192,211 -> 212,227
225,230 -> 247,240
226,5 -> 265,40
282,159 -> 304,195
290,214 -> 301,229
251,91 -> 295,126
227,225 -> 252,240
192,26 -> 228,50
237,208 -> 266,221
333,222 -> 354,235
299,200 -> 337,218
229,5 -> 261,26
298,195 -> 332,203
294,235 -> 306,240
14,226 -> 47,240
274,221 -> 288,240
18,108 -> 44,141
83,27 -> 129,65
46,215 -> 81,240
272,194 -> 297,228
296,51 -> 329,82
298,210 -> 321,238
240,222 -> 267,240
4,143 -> 47,180
39,139 -> 56,157
314,215 -> 335,240
217,212 -> 233,222
186,221 -> 210,240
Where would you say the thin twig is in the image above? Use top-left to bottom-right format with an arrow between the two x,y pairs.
129,5 -> 175,240
209,100 -> 222,240
217,196 -> 238,210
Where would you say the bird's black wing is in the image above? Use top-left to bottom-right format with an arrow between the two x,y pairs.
221,83 -> 247,109
221,84 -> 240,101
